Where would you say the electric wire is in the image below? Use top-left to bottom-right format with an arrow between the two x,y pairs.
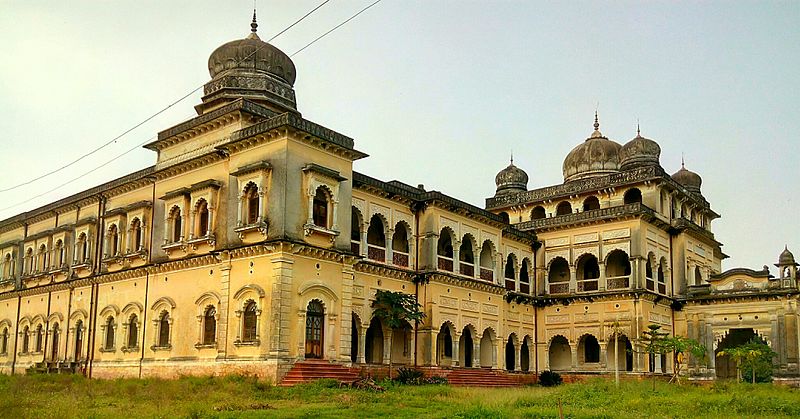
290,0 -> 382,57
0,0 -> 332,194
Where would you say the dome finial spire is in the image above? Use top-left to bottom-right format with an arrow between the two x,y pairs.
594,111 -> 600,131
636,119 -> 641,137
251,3 -> 258,33
681,153 -> 685,168
510,150 -> 514,165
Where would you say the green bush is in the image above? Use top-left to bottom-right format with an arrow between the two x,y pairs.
394,367 -> 424,384
538,370 -> 562,387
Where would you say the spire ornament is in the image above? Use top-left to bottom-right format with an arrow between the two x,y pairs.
251,8 -> 258,33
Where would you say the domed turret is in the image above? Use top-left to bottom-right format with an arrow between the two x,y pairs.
619,126 -> 661,170
563,114 -> 622,182
197,11 -> 298,115
672,160 -> 702,194
495,156 -> 528,196
778,246 -> 797,266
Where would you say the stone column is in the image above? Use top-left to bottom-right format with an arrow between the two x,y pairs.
453,241 -> 461,274
216,252 -> 231,358
452,334 -> 460,367
236,194 -> 244,226
357,325 -> 367,364
188,209 -> 196,240
269,253 -> 294,358
569,266 -> 577,293
598,262 -> 606,291
473,336 -> 481,368
600,344 -> 608,370
514,342 -> 521,371
386,230 -> 394,264
382,329 -> 392,365
571,344 -> 578,371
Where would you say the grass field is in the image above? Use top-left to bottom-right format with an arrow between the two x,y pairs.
2,374 -> 800,418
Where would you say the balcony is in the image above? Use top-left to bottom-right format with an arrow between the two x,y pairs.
577,279 -> 599,292
549,282 -> 569,294
480,268 -> 493,282
459,262 -> 474,277
505,278 -> 515,291
607,275 -> 630,290
350,241 -> 360,255
392,251 -> 409,267
658,282 -> 667,294
519,282 -> 530,294
646,278 -> 655,291
367,245 -> 385,262
437,256 -> 453,272
516,202 -> 657,231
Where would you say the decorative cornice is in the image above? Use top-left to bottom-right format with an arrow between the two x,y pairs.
426,271 -> 506,294
354,261 -> 415,280
231,161 -> 272,177
301,163 -> 347,182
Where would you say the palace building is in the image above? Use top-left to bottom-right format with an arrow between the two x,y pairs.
0,16 -> 798,384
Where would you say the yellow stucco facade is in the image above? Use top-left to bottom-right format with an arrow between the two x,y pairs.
0,19 -> 797,385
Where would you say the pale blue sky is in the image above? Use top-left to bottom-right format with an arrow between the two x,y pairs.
0,1 -> 797,272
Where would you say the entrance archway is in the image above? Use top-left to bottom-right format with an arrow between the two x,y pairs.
459,327 -> 473,367
715,328 -> 766,379
305,300 -> 324,359
350,313 -> 360,363
520,337 -> 531,372
365,317 -> 384,364
437,323 -> 454,366
480,329 -> 495,368
606,334 -> 633,372
505,338 -> 515,371
549,336 -> 571,370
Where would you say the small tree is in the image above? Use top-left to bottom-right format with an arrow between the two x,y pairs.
661,335 -> 706,384
371,290 -> 425,379
641,324 -> 669,391
718,338 -> 776,384
605,320 -> 624,387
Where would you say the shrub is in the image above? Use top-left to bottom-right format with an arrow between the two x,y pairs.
394,367 -> 424,384
538,370 -> 562,387
423,375 -> 448,385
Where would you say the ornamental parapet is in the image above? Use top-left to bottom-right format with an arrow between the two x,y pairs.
515,203 -> 656,231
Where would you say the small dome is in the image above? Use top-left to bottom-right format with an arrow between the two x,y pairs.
620,129 -> 661,170
563,115 -> 621,182
208,25 -> 296,85
778,246 -> 797,266
672,164 -> 702,194
495,159 -> 528,195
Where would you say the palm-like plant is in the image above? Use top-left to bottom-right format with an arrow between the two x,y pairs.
370,290 -> 425,378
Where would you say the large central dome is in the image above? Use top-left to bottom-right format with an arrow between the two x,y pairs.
562,115 -> 622,182
197,12 -> 298,115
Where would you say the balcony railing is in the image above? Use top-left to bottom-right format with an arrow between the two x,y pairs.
367,245 -> 385,262
516,202 -> 656,231
519,282 -> 530,294
351,241 -> 360,255
459,262 -> 474,277
505,278 -> 515,291
645,278 -> 655,291
393,251 -> 409,267
577,279 -> 599,292
549,282 -> 569,294
658,282 -> 667,294
607,275 -> 630,290
438,256 -> 453,272
480,268 -> 493,282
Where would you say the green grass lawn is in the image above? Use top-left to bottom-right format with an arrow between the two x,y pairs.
2,374 -> 800,418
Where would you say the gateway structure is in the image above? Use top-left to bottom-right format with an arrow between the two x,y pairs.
0,18 -> 797,383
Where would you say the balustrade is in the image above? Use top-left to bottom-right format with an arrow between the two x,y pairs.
367,245 -> 385,262
577,279 -> 599,292
479,268 -> 493,281
437,256 -> 453,272
392,251 -> 409,267
351,241 -> 360,255
459,262 -> 474,277
549,282 -> 569,294
607,275 -> 630,290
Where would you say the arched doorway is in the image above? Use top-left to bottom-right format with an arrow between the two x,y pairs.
505,337 -> 515,371
715,328 -> 766,379
437,323 -> 454,366
460,327 -> 473,367
350,313 -> 359,363
520,337 -> 530,372
365,317 -> 384,364
305,300 -> 324,359
607,334 -> 633,372
549,336 -> 571,370
578,334 -> 600,365
391,321 -> 412,365
480,329 -> 495,368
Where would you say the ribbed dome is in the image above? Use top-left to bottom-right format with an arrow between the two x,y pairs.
197,12 -> 299,115
563,115 -> 621,182
495,159 -> 528,195
672,164 -> 702,194
778,246 -> 797,266
620,129 -> 661,170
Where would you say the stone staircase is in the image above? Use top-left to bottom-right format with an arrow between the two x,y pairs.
443,367 -> 521,387
280,359 -> 360,386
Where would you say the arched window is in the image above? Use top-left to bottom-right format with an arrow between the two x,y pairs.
645,255 -> 655,291
158,312 -> 170,347
556,201 -> 572,216
244,183 -> 260,225
35,324 -> 43,352
695,266 -> 703,285
583,196 -> 600,211
581,335 -> 600,363
504,254 -> 516,291
531,206 -> 546,220
104,316 -> 115,350
499,212 -> 510,223
624,188 -> 642,205
392,222 -> 410,267
437,229 -> 454,272
108,224 -> 119,257
657,258 -> 667,294
605,250 -> 631,290
131,218 -> 142,252
127,314 -> 138,348
203,306 -> 216,345
50,323 -> 60,360
22,326 -> 30,353
77,233 -> 88,263
576,254 -> 600,292
520,258 -> 530,294
2,253 -> 11,279
170,207 -> 183,243
54,240 -> 64,268
24,248 -> 33,274
37,244 -> 47,272
242,301 -> 258,342
366,215 -> 386,262
74,320 -> 84,360
350,207 -> 362,254
0,327 -> 7,354
479,240 -> 494,281
196,199 -> 210,237
312,187 -> 329,228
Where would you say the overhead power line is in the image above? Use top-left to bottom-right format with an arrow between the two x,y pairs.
0,0 -> 385,213
0,0 -> 333,194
